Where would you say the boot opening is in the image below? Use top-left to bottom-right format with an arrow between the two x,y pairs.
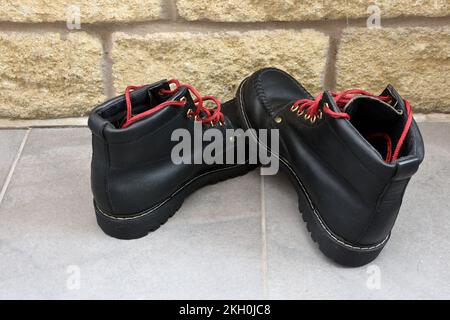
99,86 -> 167,128
344,96 -> 412,162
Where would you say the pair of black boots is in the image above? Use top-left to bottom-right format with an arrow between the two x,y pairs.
88,68 -> 424,267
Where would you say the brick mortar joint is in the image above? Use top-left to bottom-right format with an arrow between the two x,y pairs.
0,14 -> 449,32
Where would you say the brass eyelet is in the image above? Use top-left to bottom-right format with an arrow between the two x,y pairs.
274,116 -> 283,124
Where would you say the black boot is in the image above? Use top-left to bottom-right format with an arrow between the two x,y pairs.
89,79 -> 256,239
236,68 -> 424,267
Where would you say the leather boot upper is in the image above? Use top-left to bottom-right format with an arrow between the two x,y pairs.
240,68 -> 425,246
89,80 -> 245,217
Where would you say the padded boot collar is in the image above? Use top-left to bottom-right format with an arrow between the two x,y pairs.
88,80 -> 193,143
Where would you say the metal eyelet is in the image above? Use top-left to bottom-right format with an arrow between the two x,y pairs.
274,116 -> 283,124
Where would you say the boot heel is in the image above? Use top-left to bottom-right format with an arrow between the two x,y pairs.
296,184 -> 387,267
301,205 -> 386,267
278,160 -> 387,267
94,198 -> 182,240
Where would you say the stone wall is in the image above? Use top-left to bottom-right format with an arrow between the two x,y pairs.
0,0 -> 449,118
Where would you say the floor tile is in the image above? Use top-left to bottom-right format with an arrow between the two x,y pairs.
0,128 -> 263,299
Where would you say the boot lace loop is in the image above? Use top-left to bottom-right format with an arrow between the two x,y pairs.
122,79 -> 224,129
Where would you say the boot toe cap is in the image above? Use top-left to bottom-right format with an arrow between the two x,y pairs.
239,68 -> 312,129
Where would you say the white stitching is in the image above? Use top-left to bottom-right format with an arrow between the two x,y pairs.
96,164 -> 245,221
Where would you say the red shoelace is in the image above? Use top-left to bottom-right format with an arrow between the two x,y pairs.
121,79 -> 224,129
292,89 -> 413,162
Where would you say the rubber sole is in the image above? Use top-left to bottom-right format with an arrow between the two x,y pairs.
95,163 -> 256,240
236,78 -> 387,267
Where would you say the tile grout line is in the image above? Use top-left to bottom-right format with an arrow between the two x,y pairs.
260,173 -> 268,299
0,129 -> 30,205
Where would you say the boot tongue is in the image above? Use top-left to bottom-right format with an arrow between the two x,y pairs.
344,94 -> 403,125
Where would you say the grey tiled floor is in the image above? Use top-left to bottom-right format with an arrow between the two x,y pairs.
0,123 -> 449,299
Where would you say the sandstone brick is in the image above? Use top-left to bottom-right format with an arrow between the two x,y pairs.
176,0 -> 450,22
0,32 -> 104,119
336,27 -> 450,113
0,0 -> 161,23
112,30 -> 329,101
